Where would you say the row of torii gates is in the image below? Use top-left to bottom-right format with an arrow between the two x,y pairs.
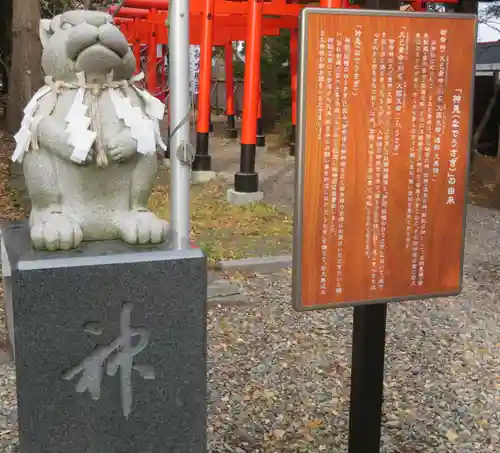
109,0 -> 474,196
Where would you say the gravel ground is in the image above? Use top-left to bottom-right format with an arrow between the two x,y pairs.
1,204 -> 499,453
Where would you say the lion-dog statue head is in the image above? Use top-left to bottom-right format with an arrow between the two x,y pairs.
39,10 -> 136,83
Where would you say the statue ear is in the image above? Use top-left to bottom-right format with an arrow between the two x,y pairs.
39,19 -> 52,48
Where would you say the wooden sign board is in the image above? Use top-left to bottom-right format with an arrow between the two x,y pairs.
292,8 -> 477,311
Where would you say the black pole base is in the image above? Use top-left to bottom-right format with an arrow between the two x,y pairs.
227,114 -> 236,129
256,118 -> 265,147
289,124 -> 296,156
226,115 -> 238,139
192,132 -> 212,172
225,128 -> 238,139
348,303 -> 387,453
234,172 -> 259,193
235,143 -> 259,193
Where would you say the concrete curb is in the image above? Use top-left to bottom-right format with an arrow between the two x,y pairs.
216,254 -> 293,275
191,170 -> 217,185
207,293 -> 251,306
207,279 -> 251,306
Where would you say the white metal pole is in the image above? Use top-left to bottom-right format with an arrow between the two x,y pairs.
168,0 -> 192,250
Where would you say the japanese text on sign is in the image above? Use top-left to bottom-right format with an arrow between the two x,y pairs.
294,10 -> 476,310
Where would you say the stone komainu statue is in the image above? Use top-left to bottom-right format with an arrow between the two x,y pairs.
13,10 -> 170,251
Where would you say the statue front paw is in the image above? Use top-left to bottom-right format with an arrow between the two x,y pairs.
116,211 -> 169,245
31,213 -> 83,251
108,133 -> 137,163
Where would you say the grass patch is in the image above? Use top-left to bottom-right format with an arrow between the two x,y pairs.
149,178 -> 293,265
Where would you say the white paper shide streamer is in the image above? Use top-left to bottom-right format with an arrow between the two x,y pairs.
65,87 -> 96,164
12,86 -> 52,163
12,72 -> 166,165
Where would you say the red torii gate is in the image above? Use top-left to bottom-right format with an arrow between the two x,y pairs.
112,7 -> 294,153
113,8 -> 292,95
112,0 -> 464,196
112,0 -> 305,193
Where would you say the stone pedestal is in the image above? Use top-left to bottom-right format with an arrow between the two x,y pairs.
1,221 -> 207,453
226,188 -> 264,205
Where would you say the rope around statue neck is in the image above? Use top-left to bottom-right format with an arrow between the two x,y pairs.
44,71 -> 146,95
12,71 -> 166,166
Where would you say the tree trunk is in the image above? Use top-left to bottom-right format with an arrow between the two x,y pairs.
0,0 -> 13,95
83,0 -> 94,9
7,0 -> 43,134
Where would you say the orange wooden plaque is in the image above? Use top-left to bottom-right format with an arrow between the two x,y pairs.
292,8 -> 477,310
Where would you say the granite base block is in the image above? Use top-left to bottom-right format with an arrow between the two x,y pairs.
1,221 -> 207,453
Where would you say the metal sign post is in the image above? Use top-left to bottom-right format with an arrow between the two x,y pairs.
168,0 -> 192,249
345,3 -> 397,452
